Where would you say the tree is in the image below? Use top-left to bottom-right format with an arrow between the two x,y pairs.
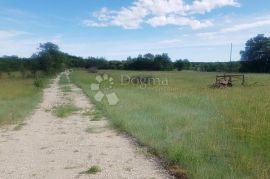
84,57 -> 109,69
153,53 -> 173,70
174,60 -> 184,71
36,42 -> 65,73
240,34 -> 270,61
183,59 -> 191,70
27,57 -> 40,76
240,34 -> 270,73
143,53 -> 155,60
19,62 -> 27,78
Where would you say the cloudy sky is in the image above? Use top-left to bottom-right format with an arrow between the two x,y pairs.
0,0 -> 270,61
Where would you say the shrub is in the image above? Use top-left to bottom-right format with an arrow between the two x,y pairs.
52,104 -> 79,118
81,165 -> 101,174
33,77 -> 44,88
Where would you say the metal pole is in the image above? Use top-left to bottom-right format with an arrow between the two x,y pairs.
230,43 -> 233,73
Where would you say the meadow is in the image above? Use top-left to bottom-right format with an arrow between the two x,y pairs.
71,69 -> 270,179
0,73 -> 49,126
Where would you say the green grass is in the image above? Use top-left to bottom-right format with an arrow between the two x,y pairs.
59,73 -> 71,92
70,69 -> 270,179
80,165 -> 102,174
82,109 -> 104,121
0,72 -> 50,126
52,104 -> 79,118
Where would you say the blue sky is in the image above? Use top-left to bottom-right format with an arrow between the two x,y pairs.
0,0 -> 270,62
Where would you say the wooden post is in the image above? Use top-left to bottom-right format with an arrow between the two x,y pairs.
230,43 -> 233,73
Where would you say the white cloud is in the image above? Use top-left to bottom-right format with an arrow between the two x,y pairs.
187,0 -> 240,14
198,18 -> 270,38
147,15 -> 212,29
83,0 -> 239,29
93,7 -> 112,21
82,20 -> 109,27
111,5 -> 148,29
0,30 -> 29,39
221,19 -> 270,33
138,0 -> 186,15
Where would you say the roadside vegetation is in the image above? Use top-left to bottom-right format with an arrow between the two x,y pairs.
80,165 -> 102,175
71,69 -> 270,178
82,108 -> 104,121
52,104 -> 79,118
0,72 -> 49,126
59,72 -> 71,92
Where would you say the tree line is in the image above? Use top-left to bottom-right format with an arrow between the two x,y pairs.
240,34 -> 270,73
0,34 -> 269,76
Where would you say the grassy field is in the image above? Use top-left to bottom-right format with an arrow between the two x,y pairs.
70,69 -> 270,178
0,73 -> 49,126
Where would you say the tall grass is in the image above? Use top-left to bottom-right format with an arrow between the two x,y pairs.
71,69 -> 270,178
0,72 -> 50,125
59,72 -> 71,92
52,104 -> 79,118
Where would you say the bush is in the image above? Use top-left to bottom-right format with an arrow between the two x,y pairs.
174,60 -> 184,71
33,77 -> 44,88
81,165 -> 102,174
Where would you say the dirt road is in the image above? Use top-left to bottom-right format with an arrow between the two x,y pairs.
0,73 -> 171,179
